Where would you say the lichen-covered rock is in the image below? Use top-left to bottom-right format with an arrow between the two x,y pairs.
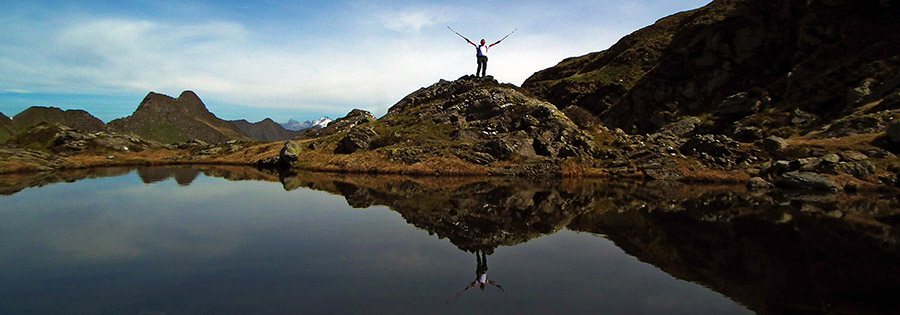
280,140 -> 304,164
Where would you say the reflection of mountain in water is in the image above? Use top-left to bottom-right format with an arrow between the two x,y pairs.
0,166 -> 279,195
0,167 -> 132,195
285,173 -> 900,314
284,173 -> 592,253
2,167 -> 898,314
567,183 -> 900,315
137,167 -> 200,185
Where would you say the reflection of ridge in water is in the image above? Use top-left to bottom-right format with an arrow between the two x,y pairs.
137,167 -> 201,186
284,171 -> 900,314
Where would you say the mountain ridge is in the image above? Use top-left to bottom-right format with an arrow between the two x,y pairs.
107,91 -> 251,144
523,0 -> 900,138
230,118 -> 301,141
281,117 -> 332,131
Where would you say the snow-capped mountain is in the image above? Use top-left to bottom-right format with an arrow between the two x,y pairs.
280,117 -> 332,131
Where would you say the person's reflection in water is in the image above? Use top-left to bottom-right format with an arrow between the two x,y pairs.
447,249 -> 505,302
468,250 -> 503,292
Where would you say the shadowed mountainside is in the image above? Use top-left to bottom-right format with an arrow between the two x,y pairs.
523,0 -> 900,138
0,113 -> 13,143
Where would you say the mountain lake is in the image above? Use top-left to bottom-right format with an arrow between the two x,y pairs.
1,166 -> 897,314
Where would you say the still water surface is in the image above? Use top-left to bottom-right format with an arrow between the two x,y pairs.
1,167 -> 897,314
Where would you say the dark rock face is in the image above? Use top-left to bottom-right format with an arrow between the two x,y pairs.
10,106 -> 105,134
230,118 -> 301,142
523,0 -> 900,136
107,91 -> 250,144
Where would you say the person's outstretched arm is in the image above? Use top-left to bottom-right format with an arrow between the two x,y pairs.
448,27 -> 476,46
490,28 -> 517,47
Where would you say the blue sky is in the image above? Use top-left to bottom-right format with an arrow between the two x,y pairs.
0,0 -> 711,123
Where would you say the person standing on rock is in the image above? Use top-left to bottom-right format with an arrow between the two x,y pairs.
449,27 -> 516,78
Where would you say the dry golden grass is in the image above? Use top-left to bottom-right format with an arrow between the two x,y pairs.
789,133 -> 881,152
679,169 -> 751,183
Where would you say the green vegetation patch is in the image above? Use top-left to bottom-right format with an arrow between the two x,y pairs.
565,64 -> 643,88
138,122 -> 187,144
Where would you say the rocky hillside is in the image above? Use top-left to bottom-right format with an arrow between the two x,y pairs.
108,91 -> 250,144
523,0 -> 900,139
275,76 -> 598,176
0,113 -> 13,143
10,106 -> 105,134
230,118 -> 300,141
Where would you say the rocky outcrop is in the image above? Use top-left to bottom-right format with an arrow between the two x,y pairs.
6,123 -> 154,153
230,118 -> 300,141
108,91 -> 250,144
10,106 -> 105,134
523,0 -> 900,138
279,76 -> 599,176
300,109 -> 375,139
383,76 -> 598,162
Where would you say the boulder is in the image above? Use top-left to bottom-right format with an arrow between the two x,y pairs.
280,140 -> 304,164
777,171 -> 842,191
834,161 -> 876,178
888,121 -> 900,143
840,151 -> 868,161
335,127 -> 378,154
748,177 -> 774,189
757,136 -> 789,152
717,92 -> 768,117
732,126 -> 764,142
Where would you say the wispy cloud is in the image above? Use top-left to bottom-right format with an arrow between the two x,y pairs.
0,0 -> 713,121
380,7 -> 450,33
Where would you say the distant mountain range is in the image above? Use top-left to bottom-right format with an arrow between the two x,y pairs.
230,118 -> 301,142
281,117 -> 332,131
0,91 -> 323,144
